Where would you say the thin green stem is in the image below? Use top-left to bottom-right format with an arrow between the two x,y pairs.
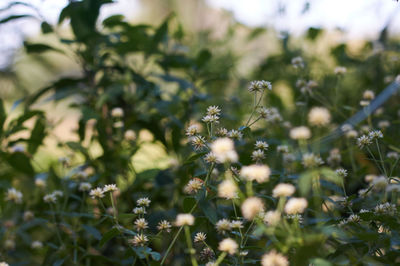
214,252 -> 227,266
110,193 -> 119,225
184,226 -> 198,266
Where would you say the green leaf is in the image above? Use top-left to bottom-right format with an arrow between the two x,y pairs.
28,117 -> 46,155
307,27 -> 323,40
183,197 -> 196,212
41,22 -> 53,34
183,152 -> 207,165
25,43 -> 64,54
150,251 -> 161,261
309,258 -> 332,266
298,170 -> 314,196
0,99 -> 6,136
83,225 -> 102,240
198,198 -> 218,224
195,49 -> 212,69
2,152 -> 34,176
99,227 -> 120,247
0,14 -> 34,24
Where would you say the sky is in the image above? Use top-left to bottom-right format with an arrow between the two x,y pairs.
0,0 -> 400,69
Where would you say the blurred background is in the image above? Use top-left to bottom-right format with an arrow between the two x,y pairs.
1,0 -> 400,170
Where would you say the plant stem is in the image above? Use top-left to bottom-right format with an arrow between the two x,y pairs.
184,226 -> 198,266
214,252 -> 227,266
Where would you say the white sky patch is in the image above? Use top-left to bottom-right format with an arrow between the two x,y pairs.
0,0 -> 399,69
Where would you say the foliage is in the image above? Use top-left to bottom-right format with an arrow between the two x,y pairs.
1,0 -> 400,265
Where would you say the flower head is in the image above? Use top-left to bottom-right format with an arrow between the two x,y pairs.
89,187 -> 105,199
241,165 -> 270,183
290,126 -> 311,140
248,80 -> 272,92
5,188 -> 23,204
273,183 -> 295,198
241,197 -> 265,220
308,107 -> 331,127
218,238 -> 238,255
261,250 -> 289,266
211,138 -> 238,163
175,214 -> 195,226
284,198 -> 308,214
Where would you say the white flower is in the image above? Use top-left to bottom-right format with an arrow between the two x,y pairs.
215,219 -> 232,234
334,66 -> 347,75
157,220 -> 172,233
248,80 -> 272,92
263,211 -> 281,226
302,153 -> 323,168
335,168 -> 348,178
290,126 -> 311,140
137,197 -> 151,207
202,115 -> 219,124
129,234 -> 148,246
31,241 -> 43,249
186,124 -> 200,136
218,180 -> 238,199
291,56 -> 304,69
111,107 -> 124,118
175,214 -> 195,226
132,207 -> 146,214
228,130 -> 243,140
308,107 -> 331,127
191,135 -> 207,150
363,90 -> 375,100
184,179 -> 203,194
272,183 -> 295,198
194,232 -> 207,242
0,262 -> 9,266
241,197 -> 265,220
371,176 -> 388,190
230,220 -> 244,229
357,135 -> 372,148
134,218 -> 149,230
251,149 -> 265,161
5,188 -> 23,204
206,106 -> 221,116
35,179 -> 46,188
241,165 -> 270,183
204,152 -> 217,163
218,238 -> 238,255
255,141 -> 269,150
211,138 -> 238,163
89,187 -> 105,199
284,198 -> 308,214
43,193 -> 57,203
365,174 -> 377,183
124,130 -> 136,141
261,250 -> 289,266
368,130 -> 383,140
79,182 -> 92,192
103,184 -> 118,193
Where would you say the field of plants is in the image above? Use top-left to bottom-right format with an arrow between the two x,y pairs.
1,0 -> 400,265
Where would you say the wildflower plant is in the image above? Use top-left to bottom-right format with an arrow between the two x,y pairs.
0,1 -> 400,265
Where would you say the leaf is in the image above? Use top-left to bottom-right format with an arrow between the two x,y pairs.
41,22 -> 53,34
198,199 -> 218,224
195,49 -> 212,69
150,251 -> 161,261
307,27 -> 323,40
2,152 -> 34,176
82,225 -> 102,240
239,126 -> 252,138
0,14 -> 34,24
298,170 -> 314,196
99,227 -> 120,247
0,99 -> 6,136
28,117 -> 46,155
183,152 -> 207,165
103,14 -> 125,28
25,43 -> 64,54
183,197 -> 196,212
